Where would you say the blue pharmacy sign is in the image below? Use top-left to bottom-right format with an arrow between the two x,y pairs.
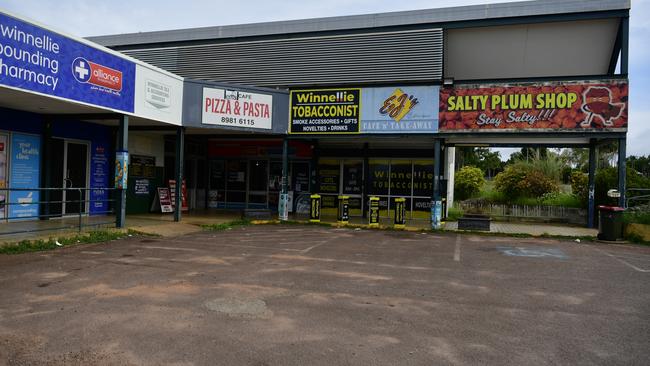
361,86 -> 439,133
9,133 -> 40,219
0,12 -> 135,112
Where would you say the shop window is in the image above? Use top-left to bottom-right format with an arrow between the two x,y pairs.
292,162 -> 309,193
368,159 -> 389,196
209,161 -> 225,190
196,160 -> 207,189
342,160 -> 363,195
317,159 -> 340,195
412,160 -> 434,197
269,162 -> 283,192
249,160 -> 268,192
390,160 -> 412,196
226,160 -> 247,192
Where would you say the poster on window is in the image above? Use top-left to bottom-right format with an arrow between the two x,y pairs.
8,133 -> 40,219
0,134 -> 7,220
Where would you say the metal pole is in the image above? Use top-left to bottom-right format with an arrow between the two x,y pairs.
588,141 -> 597,228
621,16 -> 629,75
40,119 -> 52,220
433,139 -> 442,201
174,126 -> 185,222
362,142 -> 369,219
78,188 -> 82,232
115,115 -> 128,228
618,137 -> 627,208
432,139 -> 442,229
279,137 -> 289,220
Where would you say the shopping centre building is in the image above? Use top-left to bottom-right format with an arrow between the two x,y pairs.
0,0 -> 631,231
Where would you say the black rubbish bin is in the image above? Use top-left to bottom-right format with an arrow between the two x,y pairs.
597,205 -> 625,241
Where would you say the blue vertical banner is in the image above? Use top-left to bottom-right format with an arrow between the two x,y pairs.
0,12 -> 135,112
9,133 -> 40,219
89,142 -> 109,215
115,151 -> 128,189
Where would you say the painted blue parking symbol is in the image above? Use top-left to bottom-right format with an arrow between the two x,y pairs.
496,246 -> 568,259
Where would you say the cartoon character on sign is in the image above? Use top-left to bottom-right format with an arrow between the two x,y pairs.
580,87 -> 625,127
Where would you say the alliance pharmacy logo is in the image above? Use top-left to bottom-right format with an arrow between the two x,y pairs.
72,57 -> 123,92
379,88 -> 419,122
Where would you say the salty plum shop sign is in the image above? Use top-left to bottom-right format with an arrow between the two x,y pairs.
439,80 -> 628,132
0,11 -> 135,112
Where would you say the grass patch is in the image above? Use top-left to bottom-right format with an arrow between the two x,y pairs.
475,185 -> 583,208
201,219 -> 251,231
625,232 -> 650,246
446,207 -> 464,221
0,230 -> 136,255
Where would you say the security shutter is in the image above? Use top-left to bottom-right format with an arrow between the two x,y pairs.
122,29 -> 442,88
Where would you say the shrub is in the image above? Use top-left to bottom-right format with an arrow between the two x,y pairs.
494,164 -> 558,199
494,165 -> 528,198
519,170 -> 559,197
454,166 -> 485,200
623,210 -> 650,225
570,171 -> 589,206
595,167 -> 650,207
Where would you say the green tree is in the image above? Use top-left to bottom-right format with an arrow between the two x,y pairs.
454,166 -> 485,201
455,147 -> 504,178
494,161 -> 559,199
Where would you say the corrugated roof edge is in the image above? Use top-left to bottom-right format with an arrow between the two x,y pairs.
88,0 -> 630,47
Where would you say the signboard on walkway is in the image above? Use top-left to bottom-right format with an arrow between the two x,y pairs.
0,12 -> 136,112
289,88 -> 361,134
439,80 -> 628,132
361,86 -> 439,133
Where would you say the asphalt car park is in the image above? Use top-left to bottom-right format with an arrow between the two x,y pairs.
0,225 -> 648,365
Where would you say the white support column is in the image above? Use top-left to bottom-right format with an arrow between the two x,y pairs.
444,146 -> 456,216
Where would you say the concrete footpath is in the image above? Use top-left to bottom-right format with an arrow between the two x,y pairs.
1,212 -> 598,246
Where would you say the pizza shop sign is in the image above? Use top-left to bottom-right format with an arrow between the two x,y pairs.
439,80 -> 628,131
202,87 -> 273,130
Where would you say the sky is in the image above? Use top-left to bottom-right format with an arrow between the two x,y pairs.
1,0 -> 648,158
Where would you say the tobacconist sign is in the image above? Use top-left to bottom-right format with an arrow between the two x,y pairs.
439,80 -> 628,132
289,88 -> 361,134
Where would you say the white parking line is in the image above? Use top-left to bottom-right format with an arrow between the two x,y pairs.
454,235 -> 461,262
592,246 -> 650,273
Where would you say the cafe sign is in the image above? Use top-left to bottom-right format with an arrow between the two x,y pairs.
439,80 -> 628,132
202,87 -> 273,130
361,86 -> 439,133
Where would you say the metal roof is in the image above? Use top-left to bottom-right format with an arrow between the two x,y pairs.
88,0 -> 630,47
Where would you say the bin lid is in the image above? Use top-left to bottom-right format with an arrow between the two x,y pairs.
597,205 -> 625,212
